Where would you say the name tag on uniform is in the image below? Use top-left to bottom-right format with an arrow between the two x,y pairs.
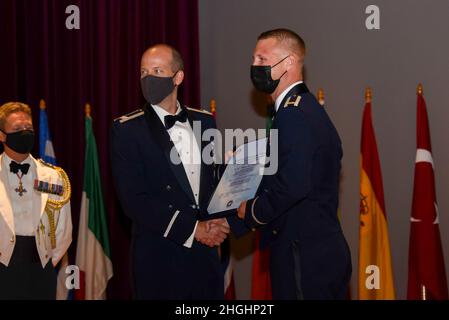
34,179 -> 64,196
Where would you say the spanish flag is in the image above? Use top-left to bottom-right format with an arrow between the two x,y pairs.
358,88 -> 395,300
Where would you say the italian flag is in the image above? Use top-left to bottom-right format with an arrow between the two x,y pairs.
75,111 -> 113,300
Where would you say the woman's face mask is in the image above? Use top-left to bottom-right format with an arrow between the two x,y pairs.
1,129 -> 35,154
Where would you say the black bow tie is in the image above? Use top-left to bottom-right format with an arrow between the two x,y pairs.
10,161 -> 30,175
164,108 -> 188,130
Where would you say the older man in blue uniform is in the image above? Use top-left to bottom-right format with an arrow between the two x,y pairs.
233,29 -> 352,299
111,44 -> 229,299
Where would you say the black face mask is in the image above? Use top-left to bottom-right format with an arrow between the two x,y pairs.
250,55 -> 289,94
1,129 -> 35,154
141,72 -> 178,105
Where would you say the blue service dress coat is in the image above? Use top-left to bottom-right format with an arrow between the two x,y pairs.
229,83 -> 352,299
111,104 -> 223,299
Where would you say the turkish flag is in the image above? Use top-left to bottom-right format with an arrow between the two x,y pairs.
407,85 -> 448,300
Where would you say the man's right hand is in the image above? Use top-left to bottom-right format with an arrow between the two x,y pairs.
195,218 -> 230,247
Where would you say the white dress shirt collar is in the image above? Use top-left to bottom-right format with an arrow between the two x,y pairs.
2,153 -> 35,236
151,101 -> 182,125
275,81 -> 303,113
2,153 -> 33,169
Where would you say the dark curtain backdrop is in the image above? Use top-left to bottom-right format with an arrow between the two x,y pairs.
0,0 -> 200,299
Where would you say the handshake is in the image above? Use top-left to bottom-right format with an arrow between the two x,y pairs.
194,218 -> 230,247
193,151 -> 238,247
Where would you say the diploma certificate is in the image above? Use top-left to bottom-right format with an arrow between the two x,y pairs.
206,137 -> 267,217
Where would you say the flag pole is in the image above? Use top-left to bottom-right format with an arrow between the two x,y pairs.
317,88 -> 325,106
418,83 -> 426,301
211,98 -> 219,259
421,285 -> 427,300
40,99 -> 46,110
210,99 -> 216,117
85,103 -> 91,118
417,83 -> 423,96
365,87 -> 372,103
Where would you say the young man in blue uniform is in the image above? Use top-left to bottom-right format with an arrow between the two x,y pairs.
233,29 -> 352,300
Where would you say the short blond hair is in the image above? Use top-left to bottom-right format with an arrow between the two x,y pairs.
258,28 -> 306,59
0,102 -> 32,131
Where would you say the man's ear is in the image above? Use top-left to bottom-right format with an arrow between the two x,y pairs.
285,55 -> 295,70
174,70 -> 184,86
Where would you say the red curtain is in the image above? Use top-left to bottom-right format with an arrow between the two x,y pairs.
0,0 -> 200,299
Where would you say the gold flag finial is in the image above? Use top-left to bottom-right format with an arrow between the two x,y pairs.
85,103 -> 91,117
365,87 -> 372,103
317,88 -> 325,106
39,99 -> 46,110
417,83 -> 423,96
210,99 -> 216,115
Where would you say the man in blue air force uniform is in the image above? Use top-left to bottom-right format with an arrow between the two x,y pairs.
111,44 -> 229,299
230,29 -> 352,300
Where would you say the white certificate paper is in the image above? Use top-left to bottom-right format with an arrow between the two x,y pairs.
207,137 -> 267,215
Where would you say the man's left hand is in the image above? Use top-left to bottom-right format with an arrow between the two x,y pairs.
237,201 -> 247,219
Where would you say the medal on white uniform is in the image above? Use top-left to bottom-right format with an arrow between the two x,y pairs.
15,172 -> 27,196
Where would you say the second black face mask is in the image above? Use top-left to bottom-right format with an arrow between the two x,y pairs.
251,65 -> 280,94
141,73 -> 177,105
2,129 -> 35,154
250,55 -> 289,94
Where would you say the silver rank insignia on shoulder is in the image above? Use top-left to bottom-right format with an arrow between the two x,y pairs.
284,95 -> 302,108
186,107 -> 213,116
115,109 -> 144,123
